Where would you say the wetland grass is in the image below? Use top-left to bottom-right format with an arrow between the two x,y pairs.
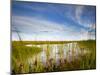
12,40 -> 96,74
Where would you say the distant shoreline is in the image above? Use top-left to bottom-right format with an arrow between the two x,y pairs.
12,40 -> 96,45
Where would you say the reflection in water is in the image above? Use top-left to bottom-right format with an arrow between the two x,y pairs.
27,43 -> 89,67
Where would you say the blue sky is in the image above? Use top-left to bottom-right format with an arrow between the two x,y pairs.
12,1 -> 96,41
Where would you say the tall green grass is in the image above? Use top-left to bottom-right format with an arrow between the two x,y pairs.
12,41 -> 42,73
11,40 -> 96,74
77,40 -> 96,69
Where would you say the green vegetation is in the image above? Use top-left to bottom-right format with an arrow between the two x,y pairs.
12,40 -> 76,45
11,40 -> 96,74
12,41 -> 42,73
77,40 -> 96,69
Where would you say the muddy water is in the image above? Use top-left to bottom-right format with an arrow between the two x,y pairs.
26,42 -> 89,66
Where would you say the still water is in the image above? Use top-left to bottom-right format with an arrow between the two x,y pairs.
26,42 -> 90,66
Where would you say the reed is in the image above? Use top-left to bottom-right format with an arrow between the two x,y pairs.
11,40 -> 96,74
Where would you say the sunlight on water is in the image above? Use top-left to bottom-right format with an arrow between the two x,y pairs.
26,42 -> 90,66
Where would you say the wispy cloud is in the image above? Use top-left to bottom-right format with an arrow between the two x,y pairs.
65,5 -> 96,30
12,15 -> 66,33
75,6 -> 84,25
12,15 -> 81,34
75,6 -> 96,28
12,1 -> 96,41
12,15 -> 85,40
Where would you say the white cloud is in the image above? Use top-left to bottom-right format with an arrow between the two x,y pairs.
64,6 -> 91,28
91,24 -> 96,30
75,6 -> 84,24
12,15 -> 80,34
12,15 -> 92,41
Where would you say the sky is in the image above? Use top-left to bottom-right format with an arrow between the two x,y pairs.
12,1 -> 96,41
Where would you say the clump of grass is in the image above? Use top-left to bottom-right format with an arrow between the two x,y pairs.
77,40 -> 96,69
12,42 -> 42,74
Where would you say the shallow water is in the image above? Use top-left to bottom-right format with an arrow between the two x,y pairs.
26,42 -> 89,66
